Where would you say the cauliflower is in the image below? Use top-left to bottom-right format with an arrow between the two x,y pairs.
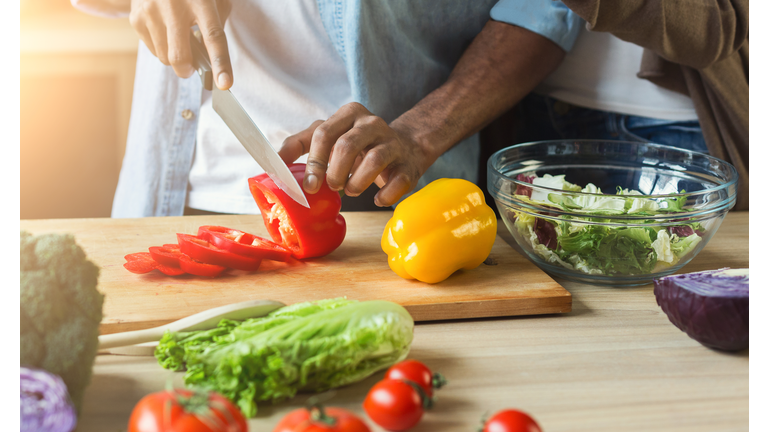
20,231 -> 104,412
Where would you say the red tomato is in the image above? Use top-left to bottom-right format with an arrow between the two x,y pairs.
198,225 -> 292,262
248,163 -> 346,259
124,252 -> 185,276
483,409 -> 542,432
128,389 -> 247,432
363,379 -> 425,431
178,254 -> 226,278
384,360 -> 446,397
274,406 -> 370,432
177,233 -> 262,271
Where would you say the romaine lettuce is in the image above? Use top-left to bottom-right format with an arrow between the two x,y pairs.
155,299 -> 414,417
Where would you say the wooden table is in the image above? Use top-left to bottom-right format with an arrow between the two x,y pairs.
28,212 -> 750,432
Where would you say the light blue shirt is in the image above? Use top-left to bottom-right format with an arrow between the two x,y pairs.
111,0 -> 580,217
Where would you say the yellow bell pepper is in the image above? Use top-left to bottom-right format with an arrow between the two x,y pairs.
381,178 -> 498,284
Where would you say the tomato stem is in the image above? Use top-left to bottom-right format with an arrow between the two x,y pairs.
477,411 -> 491,432
401,379 -> 434,410
167,389 -> 231,432
306,394 -> 338,427
432,372 -> 448,390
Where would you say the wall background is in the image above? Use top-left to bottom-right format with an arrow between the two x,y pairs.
21,1 -> 138,219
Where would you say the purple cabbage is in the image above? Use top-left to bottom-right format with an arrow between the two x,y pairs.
21,367 -> 77,432
515,174 -> 536,197
534,218 -> 558,249
668,225 -> 705,237
654,268 -> 749,351
668,225 -> 694,237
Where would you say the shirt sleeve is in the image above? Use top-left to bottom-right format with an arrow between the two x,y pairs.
490,0 -> 582,52
70,0 -> 129,19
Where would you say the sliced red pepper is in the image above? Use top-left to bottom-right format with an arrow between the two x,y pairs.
124,252 -> 159,274
155,265 -> 186,276
178,254 -> 226,277
124,252 -> 186,276
149,246 -> 183,267
177,233 -> 262,271
248,163 -> 346,259
197,225 -> 292,262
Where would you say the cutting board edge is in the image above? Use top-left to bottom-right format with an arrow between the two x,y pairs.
404,294 -> 572,322
98,292 -> 573,335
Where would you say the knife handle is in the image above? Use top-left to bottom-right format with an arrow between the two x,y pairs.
190,30 -> 213,91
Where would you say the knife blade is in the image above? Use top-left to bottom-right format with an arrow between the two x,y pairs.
189,31 -> 310,208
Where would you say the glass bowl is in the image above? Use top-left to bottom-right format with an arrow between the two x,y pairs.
487,140 -> 738,286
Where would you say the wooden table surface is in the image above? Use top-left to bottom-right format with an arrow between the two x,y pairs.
41,211 -> 749,432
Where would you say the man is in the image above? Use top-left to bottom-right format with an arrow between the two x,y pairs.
72,0 -> 579,216
73,0 -> 747,216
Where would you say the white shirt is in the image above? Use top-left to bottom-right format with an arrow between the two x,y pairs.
536,30 -> 698,121
187,0 -> 352,214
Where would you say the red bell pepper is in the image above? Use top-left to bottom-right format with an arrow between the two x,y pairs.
248,163 -> 346,259
197,226 -> 292,262
177,233 -> 262,271
148,246 -> 184,267
178,254 -> 227,278
124,252 -> 186,276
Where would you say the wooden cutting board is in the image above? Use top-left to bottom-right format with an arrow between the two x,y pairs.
20,212 -> 571,334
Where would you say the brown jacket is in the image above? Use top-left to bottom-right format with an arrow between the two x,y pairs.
560,0 -> 749,209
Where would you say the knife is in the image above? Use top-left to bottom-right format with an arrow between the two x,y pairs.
189,31 -> 310,208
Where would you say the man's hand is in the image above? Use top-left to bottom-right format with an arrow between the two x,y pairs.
278,103 -> 437,207
129,0 -> 233,89
280,21 -> 565,207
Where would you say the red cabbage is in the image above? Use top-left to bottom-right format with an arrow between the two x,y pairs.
654,268 -> 749,351
515,174 -> 536,197
668,225 -> 694,237
534,218 -> 558,249
21,367 -> 77,432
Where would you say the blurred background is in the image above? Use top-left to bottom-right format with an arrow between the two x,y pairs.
21,0 -> 138,219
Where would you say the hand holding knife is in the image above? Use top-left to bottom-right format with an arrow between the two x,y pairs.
189,30 -> 311,208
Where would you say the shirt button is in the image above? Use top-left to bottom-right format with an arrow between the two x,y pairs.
181,109 -> 195,120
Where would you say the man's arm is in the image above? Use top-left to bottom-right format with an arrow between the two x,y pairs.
279,20 -> 565,207
560,0 -> 749,69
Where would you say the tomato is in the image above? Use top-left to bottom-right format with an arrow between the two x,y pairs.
384,360 -> 446,397
482,409 -> 542,432
149,245 -> 183,267
177,233 -> 262,271
363,379 -> 427,431
178,254 -> 226,278
248,163 -> 346,259
274,406 -> 370,432
128,389 -> 247,432
198,225 -> 292,262
124,252 -> 186,276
